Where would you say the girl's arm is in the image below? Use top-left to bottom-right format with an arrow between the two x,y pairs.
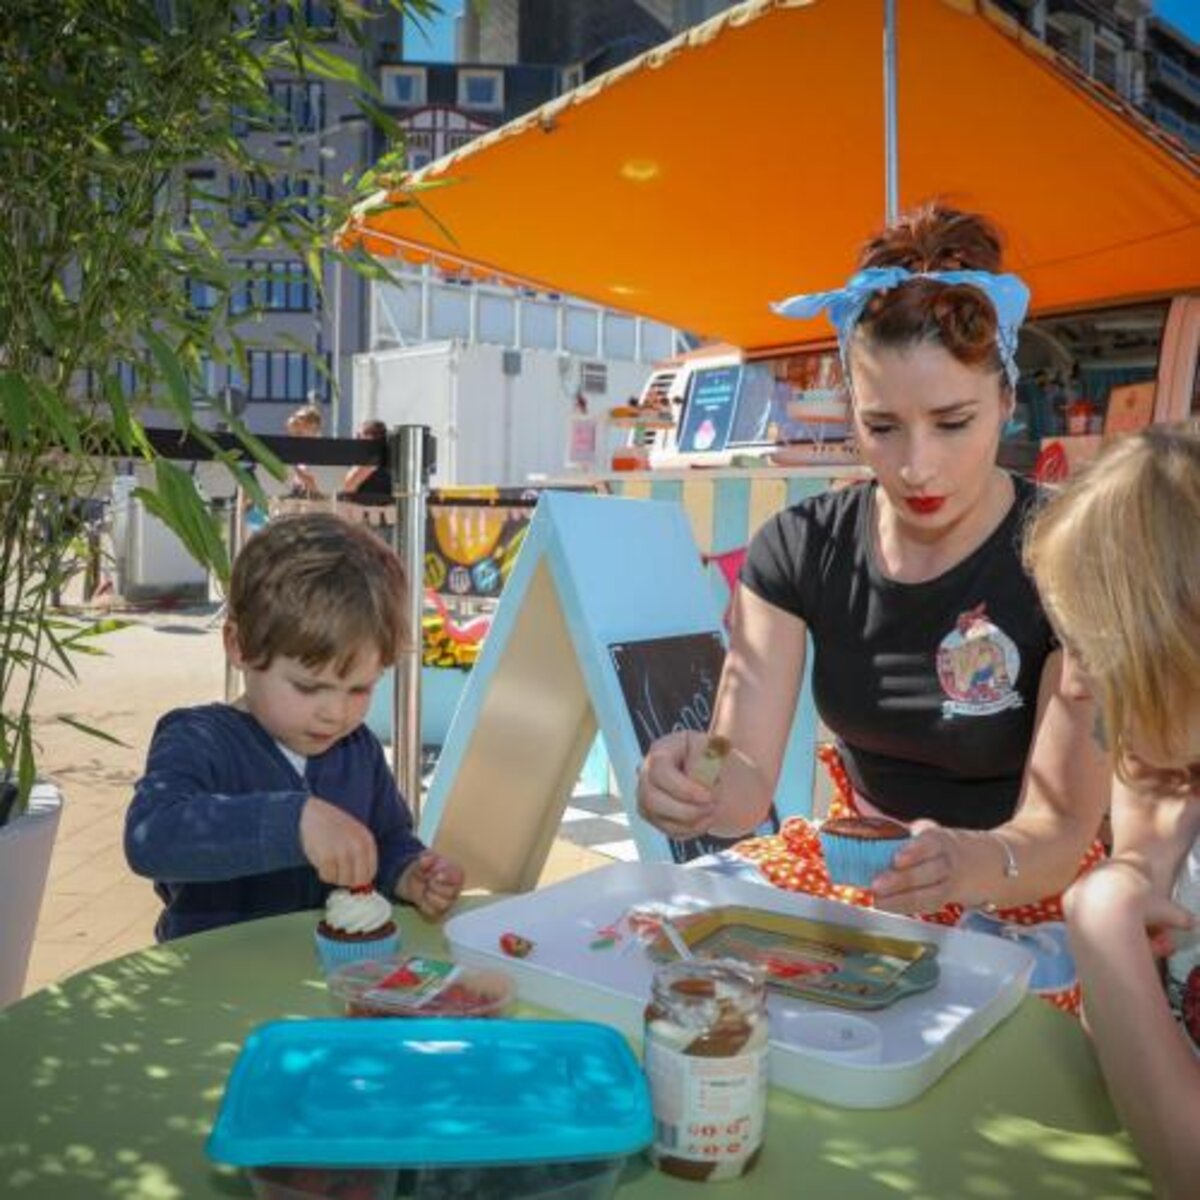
1067,786 -> 1200,1199
876,649 -> 1111,911
637,585 -> 807,839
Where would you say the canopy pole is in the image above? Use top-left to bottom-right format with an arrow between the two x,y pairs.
883,0 -> 900,223
389,425 -> 436,818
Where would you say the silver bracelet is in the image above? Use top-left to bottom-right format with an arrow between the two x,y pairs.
992,831 -> 1020,880
980,832 -> 1019,914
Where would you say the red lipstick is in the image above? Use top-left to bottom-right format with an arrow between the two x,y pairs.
905,496 -> 946,514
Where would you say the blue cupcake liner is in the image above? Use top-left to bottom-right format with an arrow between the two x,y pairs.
313,927 -> 401,975
818,829 -> 909,888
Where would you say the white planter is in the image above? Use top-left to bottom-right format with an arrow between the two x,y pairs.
0,783 -> 63,1008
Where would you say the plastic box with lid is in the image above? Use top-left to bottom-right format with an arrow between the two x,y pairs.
207,1018 -> 652,1200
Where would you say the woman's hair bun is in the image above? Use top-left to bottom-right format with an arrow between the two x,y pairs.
854,204 -> 1007,377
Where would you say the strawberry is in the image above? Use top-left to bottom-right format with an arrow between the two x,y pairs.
499,931 -> 534,958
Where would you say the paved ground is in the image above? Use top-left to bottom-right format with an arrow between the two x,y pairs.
22,601 -> 611,998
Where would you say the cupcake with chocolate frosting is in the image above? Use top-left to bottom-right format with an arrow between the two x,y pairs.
314,885 -> 399,973
818,815 -> 911,888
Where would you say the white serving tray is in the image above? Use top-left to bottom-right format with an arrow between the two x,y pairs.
445,862 -> 1033,1109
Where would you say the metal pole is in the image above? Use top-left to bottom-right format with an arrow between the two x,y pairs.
390,425 -> 434,815
883,0 -> 900,223
223,485 -> 246,702
331,256 -> 343,437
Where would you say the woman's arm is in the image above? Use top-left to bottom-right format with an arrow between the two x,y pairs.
1067,788 -> 1200,1199
875,649 -> 1111,911
341,464 -> 375,495
637,585 -> 807,839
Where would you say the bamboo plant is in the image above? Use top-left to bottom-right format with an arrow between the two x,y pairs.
0,0 -> 434,820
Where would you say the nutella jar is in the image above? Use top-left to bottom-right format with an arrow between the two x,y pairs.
643,959 -> 769,1181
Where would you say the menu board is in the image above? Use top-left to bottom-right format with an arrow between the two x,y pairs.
676,366 -> 742,454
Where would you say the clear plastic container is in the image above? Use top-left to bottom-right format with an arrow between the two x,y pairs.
327,956 -> 514,1018
411,1156 -> 624,1200
248,1165 -> 398,1200
207,1019 -> 652,1200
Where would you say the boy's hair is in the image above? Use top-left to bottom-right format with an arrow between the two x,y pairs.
1025,425 -> 1200,773
228,513 -> 409,674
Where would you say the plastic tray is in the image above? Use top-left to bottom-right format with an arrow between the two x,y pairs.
445,863 -> 1034,1109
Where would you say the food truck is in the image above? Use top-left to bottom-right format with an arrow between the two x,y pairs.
626,293 -> 1200,479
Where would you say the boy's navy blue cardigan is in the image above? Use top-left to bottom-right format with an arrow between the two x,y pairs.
125,704 -> 425,941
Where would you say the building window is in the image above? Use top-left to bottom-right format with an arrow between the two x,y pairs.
246,349 -> 328,402
603,313 -> 637,360
267,80 -> 325,132
382,67 -> 427,107
184,169 -> 218,228
458,69 -> 503,111
564,306 -> 599,356
186,277 -> 219,311
259,1 -> 336,36
444,131 -> 478,153
229,174 -> 317,227
230,259 -> 316,315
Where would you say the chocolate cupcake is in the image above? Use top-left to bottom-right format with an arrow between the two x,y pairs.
818,815 -> 911,888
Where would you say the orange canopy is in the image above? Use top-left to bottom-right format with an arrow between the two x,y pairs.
341,0 -> 1200,354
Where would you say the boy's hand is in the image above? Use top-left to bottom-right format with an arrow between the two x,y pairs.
299,796 -> 378,888
397,851 -> 465,919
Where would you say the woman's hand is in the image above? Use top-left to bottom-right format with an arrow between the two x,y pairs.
870,819 -> 966,914
636,730 -> 719,840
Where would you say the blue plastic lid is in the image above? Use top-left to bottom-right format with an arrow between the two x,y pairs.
206,1018 -> 652,1168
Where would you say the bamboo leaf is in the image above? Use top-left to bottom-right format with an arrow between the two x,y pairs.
30,380 -> 82,453
144,329 -> 194,424
57,715 -> 129,748
0,371 -> 32,447
17,717 -> 35,812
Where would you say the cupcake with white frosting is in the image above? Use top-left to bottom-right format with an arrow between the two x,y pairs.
314,885 -> 399,973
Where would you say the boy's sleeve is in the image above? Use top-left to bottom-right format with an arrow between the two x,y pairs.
125,710 -> 309,882
365,738 -> 427,898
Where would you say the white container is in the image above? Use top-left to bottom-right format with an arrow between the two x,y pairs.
445,863 -> 1034,1109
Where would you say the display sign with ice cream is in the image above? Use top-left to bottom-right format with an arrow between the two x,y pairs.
676,365 -> 741,454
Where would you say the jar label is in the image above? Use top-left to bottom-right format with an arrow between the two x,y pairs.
644,1041 -> 768,1165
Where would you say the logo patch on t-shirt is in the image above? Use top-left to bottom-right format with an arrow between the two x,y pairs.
936,604 -> 1023,719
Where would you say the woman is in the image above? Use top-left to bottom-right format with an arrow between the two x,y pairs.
637,205 -> 1109,1010
1026,426 -> 1200,1195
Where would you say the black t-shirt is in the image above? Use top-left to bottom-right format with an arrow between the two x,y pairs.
741,476 -> 1055,829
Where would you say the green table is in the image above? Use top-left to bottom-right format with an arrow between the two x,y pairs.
0,907 -> 1151,1198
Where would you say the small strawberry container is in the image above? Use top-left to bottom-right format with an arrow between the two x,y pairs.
326,955 -> 514,1018
207,1019 -> 652,1200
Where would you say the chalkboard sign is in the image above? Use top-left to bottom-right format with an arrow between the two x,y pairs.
610,632 -> 781,864
610,632 -> 725,753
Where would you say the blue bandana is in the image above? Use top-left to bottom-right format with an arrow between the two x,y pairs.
771,267 -> 1030,389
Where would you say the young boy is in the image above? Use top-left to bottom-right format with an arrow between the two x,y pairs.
125,512 -> 464,941
1025,425 -> 1200,1197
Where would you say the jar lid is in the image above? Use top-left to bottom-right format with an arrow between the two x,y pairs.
652,957 -> 765,1000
